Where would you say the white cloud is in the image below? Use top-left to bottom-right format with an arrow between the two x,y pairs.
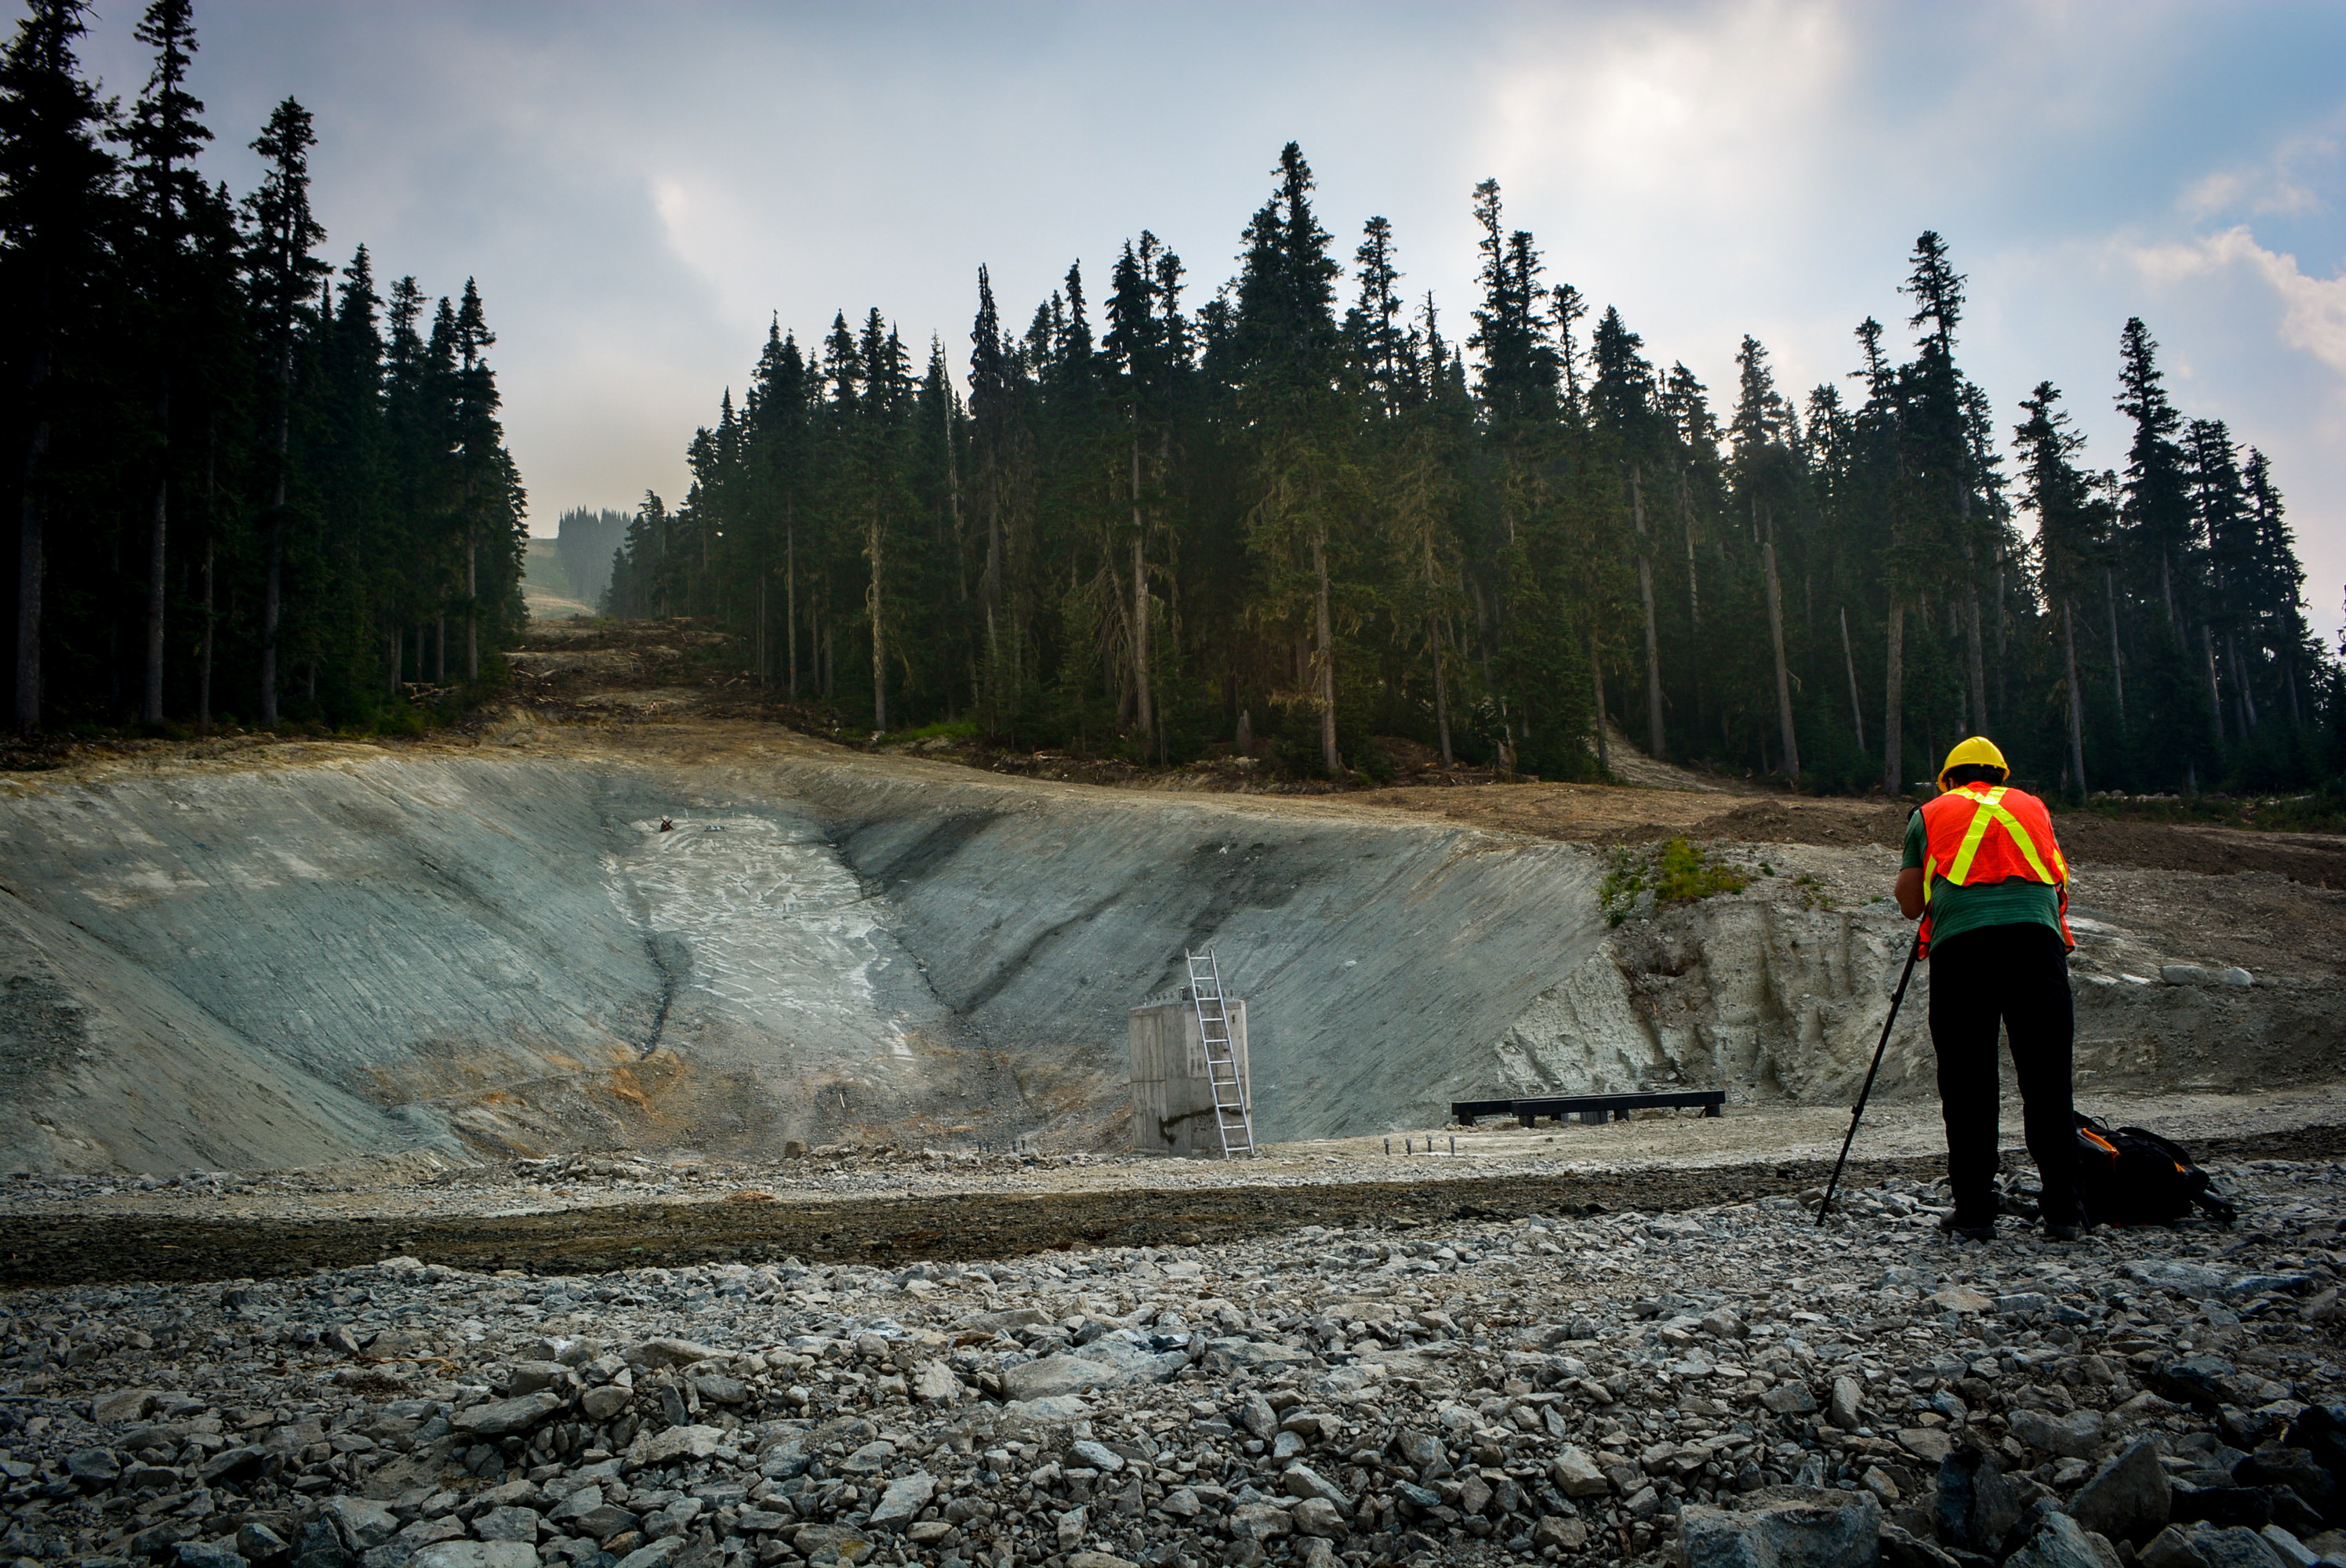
2180,126 -> 2340,222
1479,0 -> 1854,223
2101,225 -> 2346,640
2130,227 -> 2346,377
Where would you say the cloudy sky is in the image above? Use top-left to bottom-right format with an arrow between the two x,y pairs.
70,0 -> 2346,637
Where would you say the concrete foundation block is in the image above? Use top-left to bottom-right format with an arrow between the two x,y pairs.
1130,997 -> 1251,1156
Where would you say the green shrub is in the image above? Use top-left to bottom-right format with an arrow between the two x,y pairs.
888,717 -> 979,743
1600,848 -> 1644,927
1603,837 -> 1749,926
1654,837 -> 1748,903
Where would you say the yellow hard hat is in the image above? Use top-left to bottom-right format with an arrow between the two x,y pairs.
1937,735 -> 2010,790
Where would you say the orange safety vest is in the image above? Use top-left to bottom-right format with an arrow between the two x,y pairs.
1918,782 -> 2073,955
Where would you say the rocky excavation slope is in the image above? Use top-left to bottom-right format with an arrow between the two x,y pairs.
1,731 -> 2341,1174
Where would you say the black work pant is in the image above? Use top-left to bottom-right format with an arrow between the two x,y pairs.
1927,920 -> 2081,1227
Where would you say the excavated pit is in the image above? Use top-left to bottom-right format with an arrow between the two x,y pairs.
2,729 -> 2341,1175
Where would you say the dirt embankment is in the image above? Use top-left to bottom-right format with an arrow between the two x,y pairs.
1,1162 -> 1835,1285
2054,814 -> 2346,884
1346,788 -> 1899,851
1353,786 -> 2346,887
13,612 -> 2337,890
501,619 -> 2346,889
12,1121 -> 2344,1287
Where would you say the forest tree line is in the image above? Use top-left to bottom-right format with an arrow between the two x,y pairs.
2,0 -> 526,739
605,143 -> 2337,797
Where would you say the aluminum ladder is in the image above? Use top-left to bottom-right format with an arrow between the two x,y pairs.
1185,949 -> 1255,1159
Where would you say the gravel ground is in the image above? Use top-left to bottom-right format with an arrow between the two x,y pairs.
5,1152 -> 2346,1568
13,1088 -> 2345,1224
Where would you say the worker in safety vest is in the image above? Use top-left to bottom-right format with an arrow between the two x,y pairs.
1894,737 -> 2083,1243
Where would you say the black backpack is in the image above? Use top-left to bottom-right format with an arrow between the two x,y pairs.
2074,1112 -> 2236,1226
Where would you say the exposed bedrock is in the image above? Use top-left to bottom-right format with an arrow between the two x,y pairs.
0,746 -> 2336,1172
1498,857 -> 2346,1110
0,753 -> 1019,1173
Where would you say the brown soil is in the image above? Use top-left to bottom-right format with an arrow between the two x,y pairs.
2052,815 -> 2346,886
1346,787 -> 1905,851
1,1163 -> 1831,1285
7,613 -> 2339,894
13,615 -> 2337,889
1351,783 -> 2346,887
13,1120 -> 2341,1287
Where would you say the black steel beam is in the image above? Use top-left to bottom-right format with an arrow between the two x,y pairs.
1451,1090 -> 1726,1127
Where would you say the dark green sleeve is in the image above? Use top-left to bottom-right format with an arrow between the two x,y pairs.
1901,809 -> 1927,871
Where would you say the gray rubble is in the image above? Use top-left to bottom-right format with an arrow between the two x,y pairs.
3,1160 -> 2344,1568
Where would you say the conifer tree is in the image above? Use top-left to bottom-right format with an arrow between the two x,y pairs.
1345,216 -> 1405,410
2190,417 -> 2253,741
2241,448 -> 2313,730
2113,318 -> 2214,787
2,0 -> 115,732
1105,232 -> 1186,757
0,12 -> 525,738
1466,181 -> 1559,430
1589,307 -> 1666,757
2015,383 -> 2108,797
967,267 -> 1019,719
2117,318 -> 2192,636
1730,335 -> 1801,779
1887,232 -> 1976,786
120,0 -> 207,724
1232,143 -> 1349,776
448,278 -> 518,681
312,245 -> 384,699
593,146 -> 2338,798
239,96 -> 326,727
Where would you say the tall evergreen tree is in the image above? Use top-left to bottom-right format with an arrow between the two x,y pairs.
2190,416 -> 2253,742
2,0 -> 115,731
0,12 -> 525,738
239,96 -> 326,727
2015,383 -> 2109,797
1232,143 -> 1349,775
592,147 -> 2338,800
2112,318 -> 2214,786
448,276 -> 520,681
2241,448 -> 2314,732
2116,318 -> 2193,636
1589,305 -> 1668,757
118,0 -> 208,724
1105,231 -> 1187,757
1729,334 -> 1803,779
